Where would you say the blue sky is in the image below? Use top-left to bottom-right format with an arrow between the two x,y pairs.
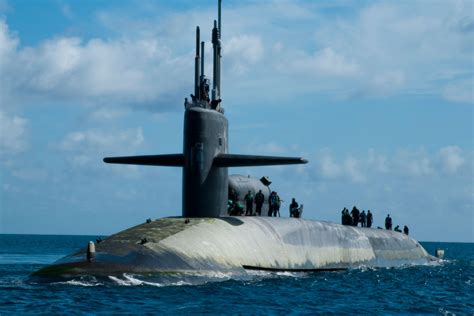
0,0 -> 472,242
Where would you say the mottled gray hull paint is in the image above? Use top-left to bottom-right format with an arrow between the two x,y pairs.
34,217 -> 434,278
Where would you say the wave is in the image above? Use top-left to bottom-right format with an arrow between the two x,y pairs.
55,279 -> 103,287
28,258 -> 452,288
56,270 -> 301,288
108,274 -> 192,287
350,258 -> 448,272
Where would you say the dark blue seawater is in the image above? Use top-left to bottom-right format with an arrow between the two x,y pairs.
0,234 -> 472,314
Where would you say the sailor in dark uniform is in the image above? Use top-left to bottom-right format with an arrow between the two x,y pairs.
367,210 -> 373,228
244,190 -> 254,216
254,190 -> 264,216
385,214 -> 392,230
403,225 -> 409,235
289,198 -> 299,218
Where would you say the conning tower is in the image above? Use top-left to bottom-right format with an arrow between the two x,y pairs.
103,0 -> 307,217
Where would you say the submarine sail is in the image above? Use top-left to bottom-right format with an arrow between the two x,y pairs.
102,0 -> 307,218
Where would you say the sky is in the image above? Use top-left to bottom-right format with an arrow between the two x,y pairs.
0,0 -> 472,242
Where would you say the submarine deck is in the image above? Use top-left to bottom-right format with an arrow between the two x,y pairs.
34,217 -> 433,277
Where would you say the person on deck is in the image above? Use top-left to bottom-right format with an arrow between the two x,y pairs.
367,210 -> 373,228
289,198 -> 300,218
268,191 -> 276,217
403,225 -> 409,235
254,190 -> 264,216
274,192 -> 281,217
360,210 -> 367,227
385,214 -> 392,230
351,206 -> 360,226
244,191 -> 254,216
343,208 -> 352,225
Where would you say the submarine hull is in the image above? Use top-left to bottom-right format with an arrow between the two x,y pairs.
34,217 -> 434,278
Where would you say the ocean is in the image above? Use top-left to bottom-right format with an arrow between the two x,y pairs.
0,234 -> 472,314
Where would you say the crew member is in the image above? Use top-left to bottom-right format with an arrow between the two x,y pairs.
403,225 -> 409,235
268,191 -> 276,216
385,214 -> 392,230
229,189 -> 237,203
210,98 -> 222,110
244,190 -> 254,216
231,200 -> 244,216
200,79 -> 210,103
351,206 -> 360,226
255,190 -> 264,216
394,225 -> 402,232
360,210 -> 367,227
367,210 -> 373,228
274,192 -> 281,217
341,208 -> 351,225
289,198 -> 300,218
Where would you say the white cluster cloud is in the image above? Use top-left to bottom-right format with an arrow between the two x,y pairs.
404,156 -> 433,177
0,19 -> 189,108
264,1 -> 472,101
367,149 -> 389,173
242,141 -> 286,155
318,150 -> 366,183
285,48 -> 360,78
1,0 -> 472,109
307,1 -> 473,101
0,110 -> 28,155
11,168 -> 48,181
439,146 -> 465,174
442,81 -> 474,104
314,146 -> 469,183
225,35 -> 264,75
59,128 -> 144,166
318,150 -> 342,178
88,107 -> 130,121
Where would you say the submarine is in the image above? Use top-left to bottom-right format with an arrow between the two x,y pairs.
34,0 -> 434,278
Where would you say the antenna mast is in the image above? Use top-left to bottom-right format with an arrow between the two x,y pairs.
194,27 -> 201,100
218,0 -> 222,100
212,0 -> 222,102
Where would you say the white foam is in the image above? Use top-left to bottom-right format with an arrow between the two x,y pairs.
108,275 -> 131,286
185,271 -> 234,279
55,279 -> 102,287
108,275 -> 136,286
108,274 -> 192,287
123,274 -> 146,286
353,264 -> 375,272
244,270 -> 273,277
275,271 -> 306,277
